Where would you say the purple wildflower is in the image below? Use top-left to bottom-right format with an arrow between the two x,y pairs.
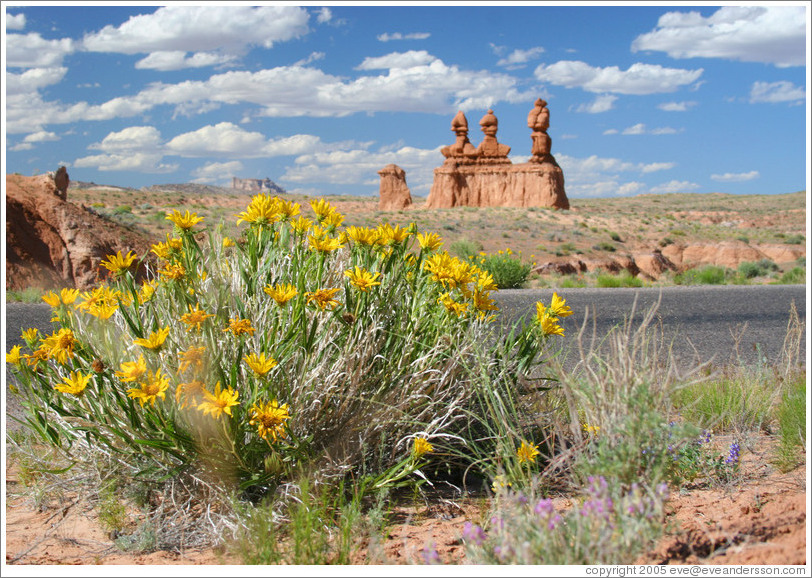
461,522 -> 487,547
725,442 -> 740,466
421,542 -> 440,565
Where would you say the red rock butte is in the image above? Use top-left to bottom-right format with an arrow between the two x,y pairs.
424,99 -> 570,210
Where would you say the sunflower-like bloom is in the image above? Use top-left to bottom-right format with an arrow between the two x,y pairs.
42,288 -> 80,308
243,352 -> 277,377
289,215 -> 313,235
127,369 -> 170,407
159,262 -> 186,281
224,318 -> 255,337
535,304 -> 565,337
416,232 -> 444,252
21,328 -> 39,345
438,293 -> 469,317
178,345 -> 206,373
175,379 -> 205,409
133,326 -> 170,350
166,210 -> 204,231
180,303 -> 214,332
237,193 -> 279,226
6,345 -> 23,366
475,270 -> 499,293
306,288 -> 341,311
100,250 -> 137,276
197,382 -> 239,419
24,347 -> 49,369
139,280 -> 157,302
54,371 -> 92,397
276,199 -> 300,221
344,226 -> 380,247
310,199 -> 336,223
424,252 -> 473,290
116,355 -> 148,382
472,289 -> 499,313
413,437 -> 434,458
76,286 -> 121,319
249,399 -> 290,442
222,236 -> 235,248
151,235 -> 183,260
345,266 -> 382,292
41,327 -> 77,365
308,233 -> 343,254
321,210 -> 344,231
264,283 -> 298,306
548,292 -> 573,318
377,223 -> 410,246
517,440 -> 540,465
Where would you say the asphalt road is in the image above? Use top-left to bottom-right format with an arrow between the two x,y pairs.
4,285 -> 807,430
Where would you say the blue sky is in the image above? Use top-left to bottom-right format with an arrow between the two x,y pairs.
3,3 -> 809,199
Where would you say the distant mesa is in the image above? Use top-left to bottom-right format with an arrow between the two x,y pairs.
232,177 -> 286,195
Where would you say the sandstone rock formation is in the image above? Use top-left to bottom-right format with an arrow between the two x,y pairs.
377,164 -> 413,210
231,176 -> 285,194
426,101 -> 569,210
534,249 -> 678,281
6,170 -> 153,291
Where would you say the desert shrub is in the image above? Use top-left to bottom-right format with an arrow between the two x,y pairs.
592,242 -> 616,253
778,266 -> 806,285
784,234 -> 805,245
7,196 -> 568,504
449,238 -> 483,259
474,250 -> 532,289
608,231 -> 622,242
738,259 -> 778,279
773,374 -> 806,473
658,237 -> 674,247
114,204 -> 133,215
595,272 -> 643,288
91,202 -> 106,208
6,287 -> 47,303
674,265 -> 731,285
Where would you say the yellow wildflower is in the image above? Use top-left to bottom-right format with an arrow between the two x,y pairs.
517,440 -> 540,465
223,236 -> 235,248
76,286 -> 120,317
475,270 -> 499,292
249,399 -> 290,441
535,304 -> 565,337
491,474 -> 511,494
178,345 -> 206,373
116,355 -> 148,382
224,318 -> 255,337
290,215 -> 313,235
306,288 -> 341,311
166,209 -> 204,230
308,233 -> 343,253
322,210 -> 344,231
345,266 -> 382,292
24,347 -> 49,369
21,328 -> 39,344
100,250 -> 137,276
133,326 -> 170,350
377,222 -> 410,246
41,327 -> 77,365
151,235 -> 183,259
583,423 -> 601,437
127,369 -> 170,407
264,283 -> 298,306
42,288 -> 80,308
139,280 -> 157,302
413,437 -> 434,458
197,382 -> 239,419
438,293 -> 469,317
345,225 -> 380,247
310,199 -> 336,223
6,345 -> 23,366
243,352 -> 277,377
472,289 -> 498,313
180,303 -> 214,332
416,232 -> 444,252
159,262 -> 186,281
237,193 -> 280,226
549,292 -> 574,318
54,371 -> 92,397
276,199 -> 300,221
175,379 -> 205,409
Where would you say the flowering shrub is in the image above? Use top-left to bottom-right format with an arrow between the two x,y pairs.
473,249 -> 532,289
8,195 -> 568,497
463,476 -> 669,564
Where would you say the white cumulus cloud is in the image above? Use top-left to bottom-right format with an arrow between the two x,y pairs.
649,180 -> 701,194
711,171 -> 759,182
191,161 -> 245,184
632,6 -> 806,68
357,50 -> 438,70
135,51 -> 237,71
658,101 -> 697,112
749,81 -> 805,104
575,94 -> 617,113
534,60 -> 703,94
6,32 -> 74,68
497,47 -> 545,69
377,32 -> 431,42
6,12 -> 26,30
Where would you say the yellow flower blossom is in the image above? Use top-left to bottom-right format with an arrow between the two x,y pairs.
180,303 -> 214,332
197,382 -> 239,419
517,440 -> 540,464
472,289 -> 499,313
139,280 -> 157,302
24,347 -> 49,369
345,225 -> 380,247
549,292 -> 574,318
439,293 -> 469,317
42,288 -> 80,308
151,235 -> 183,259
322,210 -> 344,231
413,437 -> 434,458
76,286 -> 120,318
276,199 -> 300,221
237,193 -> 280,226
310,199 -> 336,223
243,352 -> 277,377
178,345 -> 206,373
223,236 -> 235,248
159,262 -> 186,281
308,233 -> 343,253
41,327 -> 77,365
290,215 -> 313,235
6,345 -> 23,366
224,317 -> 255,337
264,283 -> 298,306
21,328 -> 39,344
100,250 -> 137,276
345,266 -> 382,292
475,270 -> 499,293
377,223 -> 410,246
306,288 -> 341,311
416,232 -> 444,252
166,209 -> 204,230
249,399 -> 290,441
491,474 -> 511,494
175,379 -> 205,409
535,304 -> 565,337
127,369 -> 170,407
583,423 -> 601,437
133,326 -> 170,350
54,371 -> 92,397
116,355 -> 148,382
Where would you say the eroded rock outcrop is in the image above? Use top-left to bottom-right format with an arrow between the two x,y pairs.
425,100 -> 569,210
6,170 -> 152,291
377,164 -> 413,210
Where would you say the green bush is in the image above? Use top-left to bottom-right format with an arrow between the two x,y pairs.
773,375 -> 806,473
114,205 -> 133,215
474,250 -> 532,289
738,259 -> 778,279
778,266 -> 806,284
592,242 -> 616,253
785,234 -> 805,245
674,265 -> 731,285
595,272 -> 643,288
449,238 -> 483,259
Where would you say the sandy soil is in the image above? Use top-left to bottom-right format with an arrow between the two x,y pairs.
4,434 -> 806,567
